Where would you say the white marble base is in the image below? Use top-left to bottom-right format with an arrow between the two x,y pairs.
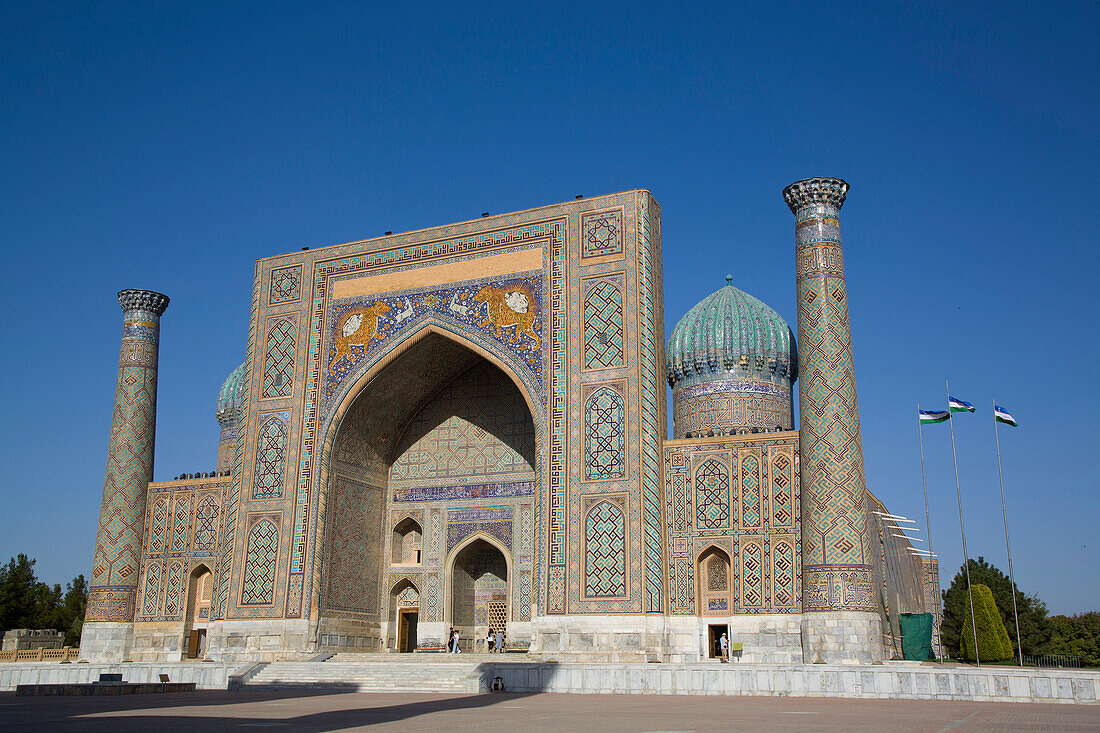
205,619 -> 316,662
484,661 -> 1100,705
78,622 -> 134,662
0,661 -> 233,691
531,615 -> 665,662
316,616 -> 382,652
801,611 -> 885,664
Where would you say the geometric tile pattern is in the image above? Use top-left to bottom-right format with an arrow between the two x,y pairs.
164,560 -> 184,618
694,459 -> 730,530
673,378 -> 792,439
580,208 -> 624,259
241,517 -> 279,605
135,478 -> 227,623
262,316 -> 297,399
584,500 -> 626,597
269,264 -> 302,305
193,494 -> 219,555
395,585 -> 419,608
787,180 -> 874,612
740,540 -> 763,608
583,385 -> 625,481
252,414 -> 288,500
389,362 -> 536,487
88,290 -> 168,623
583,278 -> 624,370
773,540 -> 796,607
322,476 -> 383,619
170,496 -> 191,552
519,571 -> 532,621
149,499 -> 168,554
699,549 -> 730,615
740,453 -> 761,528
131,475 -> 227,625
664,436 -> 801,616
706,553 -> 728,591
142,561 -> 162,617
638,195 -> 665,613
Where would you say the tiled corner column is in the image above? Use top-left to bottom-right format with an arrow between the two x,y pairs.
81,289 -> 170,661
784,178 -> 882,663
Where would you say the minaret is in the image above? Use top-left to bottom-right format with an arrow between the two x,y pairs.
783,178 -> 882,663
81,289 -> 169,661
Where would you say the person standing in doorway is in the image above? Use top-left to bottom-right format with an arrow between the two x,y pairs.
495,628 -> 503,654
719,632 -> 729,663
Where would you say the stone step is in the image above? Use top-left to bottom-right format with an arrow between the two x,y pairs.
245,661 -> 484,693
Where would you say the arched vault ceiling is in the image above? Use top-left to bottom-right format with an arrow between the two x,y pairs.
336,333 -> 484,466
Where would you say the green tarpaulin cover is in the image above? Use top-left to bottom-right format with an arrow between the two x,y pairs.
899,612 -> 934,661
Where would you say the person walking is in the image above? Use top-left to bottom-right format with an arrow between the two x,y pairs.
494,628 -> 503,654
486,627 -> 495,652
451,629 -> 461,654
719,632 -> 729,663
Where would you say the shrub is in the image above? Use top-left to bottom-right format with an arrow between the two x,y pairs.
960,583 -> 1014,662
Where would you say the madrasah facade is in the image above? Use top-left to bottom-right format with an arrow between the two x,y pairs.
80,177 -> 941,664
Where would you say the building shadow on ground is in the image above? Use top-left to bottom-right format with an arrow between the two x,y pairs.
2,686 -> 537,732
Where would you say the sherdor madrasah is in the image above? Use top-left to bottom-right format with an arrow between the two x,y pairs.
82,178 -> 941,664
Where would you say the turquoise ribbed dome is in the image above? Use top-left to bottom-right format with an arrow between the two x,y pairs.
215,362 -> 247,427
667,275 -> 797,389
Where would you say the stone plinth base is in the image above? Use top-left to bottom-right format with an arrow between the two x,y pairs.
131,622 -> 188,662
801,611 -> 884,664
316,616 -> 382,653
206,619 -> 315,663
78,623 -> 134,662
16,682 -> 197,695
484,661 -> 1100,705
531,615 -> 666,662
0,662 -> 232,692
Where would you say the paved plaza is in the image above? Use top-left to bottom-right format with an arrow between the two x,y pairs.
2,690 -> 1098,732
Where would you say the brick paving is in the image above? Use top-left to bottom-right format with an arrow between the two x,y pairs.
1,690 -> 1098,732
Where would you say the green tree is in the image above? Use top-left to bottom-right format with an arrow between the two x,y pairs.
960,583 -> 1013,662
0,557 -> 88,646
58,575 -> 88,646
0,555 -> 44,632
941,557 -> 1051,659
1047,613 -> 1100,667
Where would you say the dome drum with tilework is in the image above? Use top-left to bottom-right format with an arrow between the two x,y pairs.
216,362 -> 248,428
667,276 -> 796,439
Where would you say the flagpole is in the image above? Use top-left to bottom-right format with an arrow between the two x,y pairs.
948,379 -> 980,667
994,398 -> 1024,666
917,402 -> 938,660
917,403 -> 935,560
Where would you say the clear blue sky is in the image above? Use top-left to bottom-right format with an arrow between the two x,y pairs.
2,2 -> 1097,614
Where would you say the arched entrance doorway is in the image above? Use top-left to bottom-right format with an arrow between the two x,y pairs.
698,547 -> 731,660
184,564 -> 213,659
389,579 -> 420,653
448,536 -> 510,652
319,326 -> 538,653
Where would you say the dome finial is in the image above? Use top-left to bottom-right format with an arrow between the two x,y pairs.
725,274 -> 733,285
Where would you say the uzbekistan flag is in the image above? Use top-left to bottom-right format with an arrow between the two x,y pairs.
994,405 -> 1018,427
949,396 -> 975,413
919,409 -> 950,424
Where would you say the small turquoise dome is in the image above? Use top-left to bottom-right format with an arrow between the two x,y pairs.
667,275 -> 797,389
667,276 -> 797,438
215,362 -> 248,427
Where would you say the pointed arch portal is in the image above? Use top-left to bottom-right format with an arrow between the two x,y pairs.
317,326 -> 538,651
